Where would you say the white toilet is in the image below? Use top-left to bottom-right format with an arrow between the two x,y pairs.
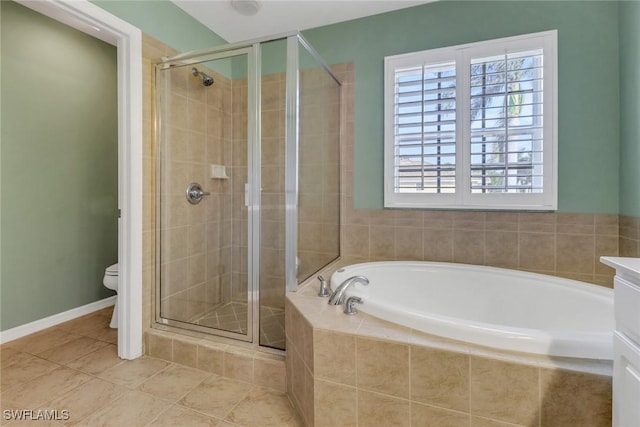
103,263 -> 119,328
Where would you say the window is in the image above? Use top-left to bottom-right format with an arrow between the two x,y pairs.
384,31 -> 557,210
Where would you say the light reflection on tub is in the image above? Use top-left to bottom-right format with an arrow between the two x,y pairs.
331,261 -> 614,360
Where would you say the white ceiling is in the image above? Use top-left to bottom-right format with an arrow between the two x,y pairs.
171,0 -> 435,43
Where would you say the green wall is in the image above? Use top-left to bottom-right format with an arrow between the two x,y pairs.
92,0 -> 227,52
1,0 -> 226,331
619,0 -> 640,217
1,1 -> 118,330
303,1 -> 621,213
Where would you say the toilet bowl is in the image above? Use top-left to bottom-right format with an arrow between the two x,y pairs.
103,263 -> 118,328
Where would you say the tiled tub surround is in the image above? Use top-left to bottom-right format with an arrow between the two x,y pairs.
286,263 -> 613,427
341,209 -> 621,288
620,215 -> 640,258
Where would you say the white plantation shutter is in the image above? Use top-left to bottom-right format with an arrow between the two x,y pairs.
385,31 -> 557,210
469,49 -> 544,194
394,62 -> 457,194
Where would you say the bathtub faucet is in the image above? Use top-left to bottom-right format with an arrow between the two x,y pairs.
328,275 -> 369,305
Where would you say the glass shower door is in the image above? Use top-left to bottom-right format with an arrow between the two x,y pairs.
156,48 -> 255,342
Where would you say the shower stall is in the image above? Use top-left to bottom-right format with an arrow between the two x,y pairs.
154,33 -> 341,352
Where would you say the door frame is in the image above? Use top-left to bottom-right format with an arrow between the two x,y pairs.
16,0 -> 143,359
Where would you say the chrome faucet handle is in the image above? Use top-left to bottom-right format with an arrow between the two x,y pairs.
343,296 -> 362,315
317,275 -> 331,297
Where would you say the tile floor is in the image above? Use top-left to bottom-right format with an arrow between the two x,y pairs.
0,307 -> 302,426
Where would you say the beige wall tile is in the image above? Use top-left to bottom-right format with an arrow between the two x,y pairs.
342,225 -> 370,258
423,211 -> 453,230
395,227 -> 424,260
411,346 -> 469,412
254,357 -> 286,392
469,357 -> 539,426
196,343 -> 224,375
224,349 -> 254,383
395,210 -> 424,228
424,229 -> 454,262
314,379 -> 356,427
301,316 -> 315,373
357,390 -> 410,427
173,338 -> 198,368
412,402 -> 471,427
314,330 -> 356,386
519,233 -> 555,271
453,230 -> 485,265
370,226 -> 395,259
485,231 -> 518,269
453,212 -> 485,230
356,337 -> 409,399
556,234 -> 594,275
540,368 -> 611,427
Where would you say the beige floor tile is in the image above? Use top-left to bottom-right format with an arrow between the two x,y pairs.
147,405 -> 221,426
46,378 -> 126,425
8,329 -> 79,356
76,389 -> 168,427
179,375 -> 252,418
2,367 -> 91,411
0,347 -> 35,369
57,309 -> 113,336
65,345 -> 122,375
138,364 -> 210,402
97,356 -> 170,389
38,336 -> 109,364
1,355 -> 60,390
2,420 -> 63,427
82,325 -> 118,345
225,386 -> 302,427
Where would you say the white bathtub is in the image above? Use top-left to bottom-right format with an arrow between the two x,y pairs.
331,261 -> 614,360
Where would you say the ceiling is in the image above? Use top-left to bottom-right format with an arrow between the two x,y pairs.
171,0 -> 435,43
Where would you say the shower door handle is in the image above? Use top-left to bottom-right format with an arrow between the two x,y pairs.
186,182 -> 210,205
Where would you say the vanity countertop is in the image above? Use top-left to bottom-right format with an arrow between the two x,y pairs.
601,256 -> 640,282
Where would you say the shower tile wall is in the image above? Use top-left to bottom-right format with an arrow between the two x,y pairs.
260,73 -> 287,311
158,63 -> 234,323
297,68 -> 341,282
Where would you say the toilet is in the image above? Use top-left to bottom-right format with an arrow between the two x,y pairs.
103,263 -> 119,328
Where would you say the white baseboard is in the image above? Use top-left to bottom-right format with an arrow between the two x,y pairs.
0,296 -> 117,344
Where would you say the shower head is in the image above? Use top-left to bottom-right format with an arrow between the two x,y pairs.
191,67 -> 214,86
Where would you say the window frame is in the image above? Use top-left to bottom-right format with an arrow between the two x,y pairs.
384,30 -> 558,210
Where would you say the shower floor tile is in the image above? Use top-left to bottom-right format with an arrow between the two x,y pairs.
191,302 -> 285,348
0,306 -> 301,427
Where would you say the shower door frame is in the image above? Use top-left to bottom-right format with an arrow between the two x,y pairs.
155,45 -> 261,344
